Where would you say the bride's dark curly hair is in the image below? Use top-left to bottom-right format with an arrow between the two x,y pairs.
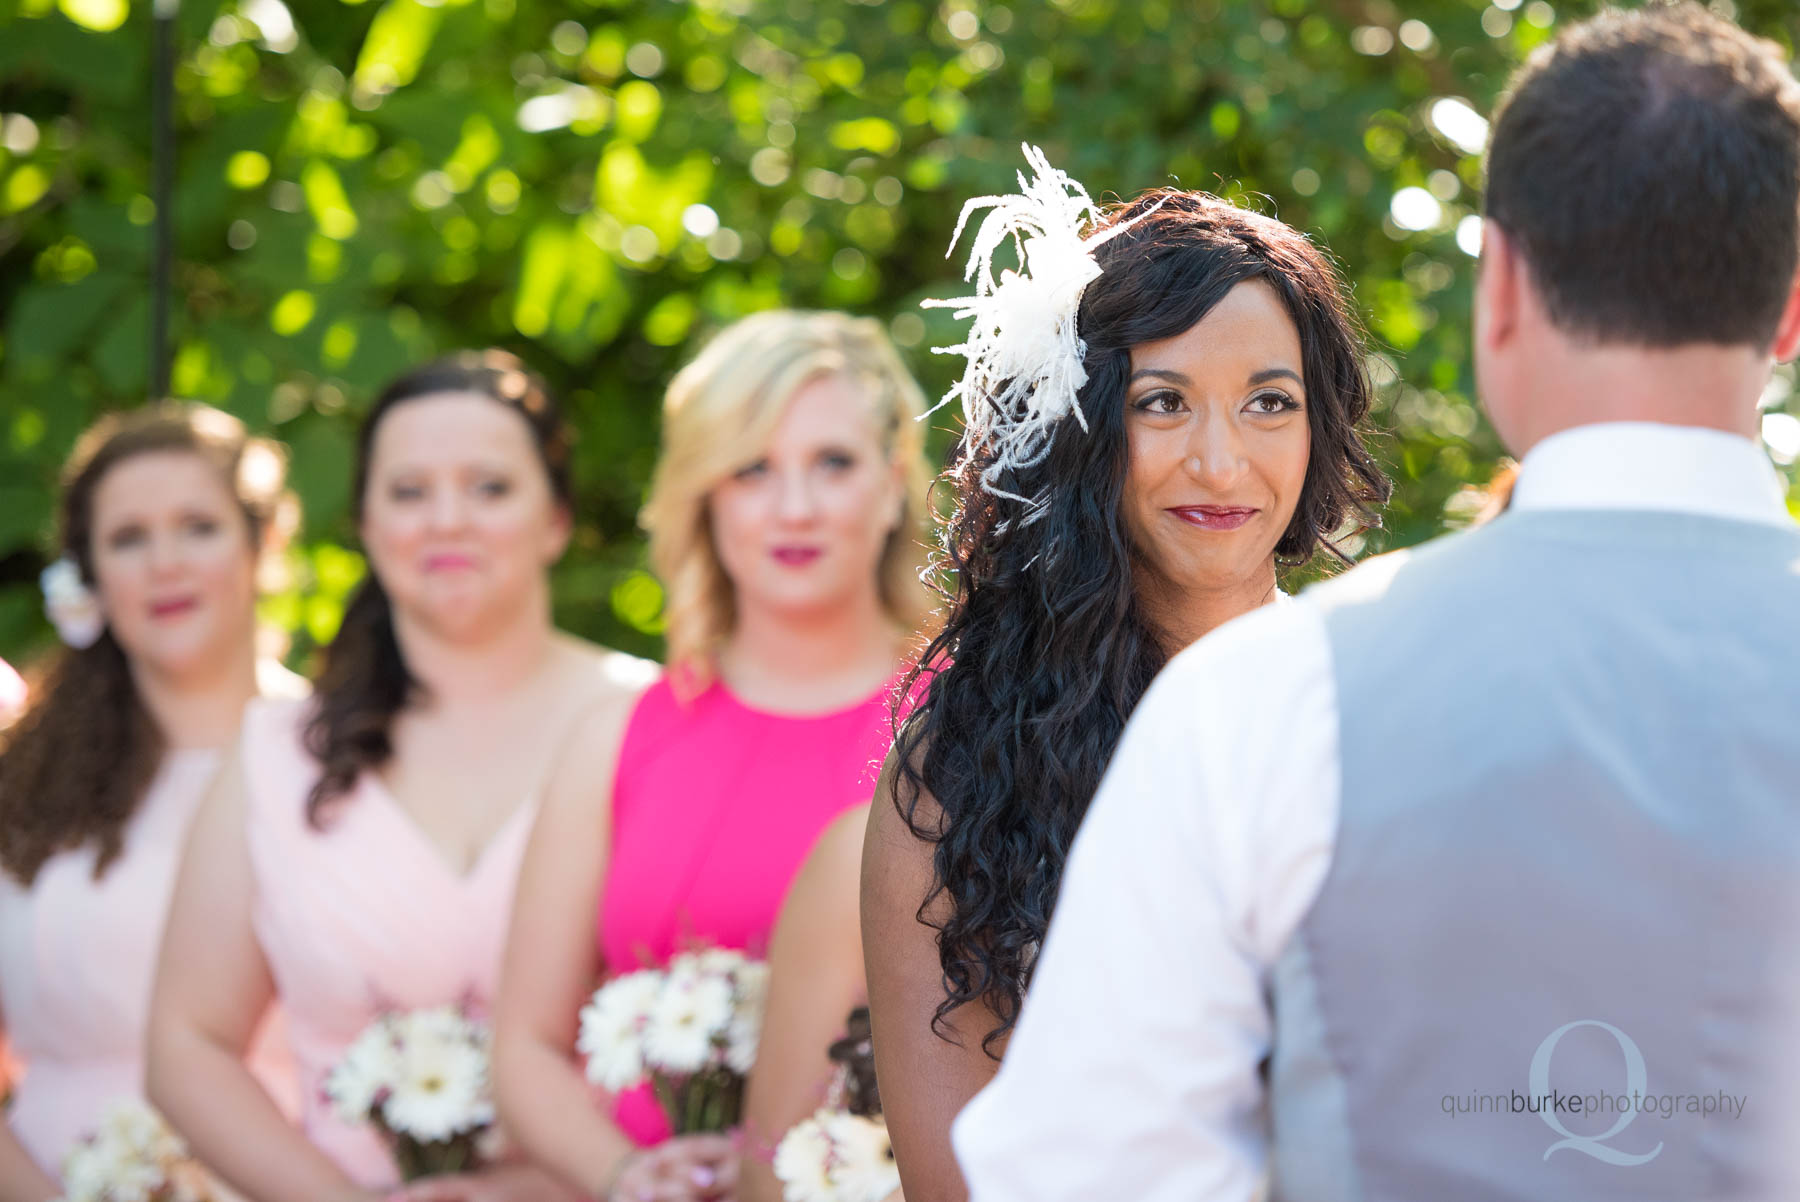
891,190 -> 1390,1054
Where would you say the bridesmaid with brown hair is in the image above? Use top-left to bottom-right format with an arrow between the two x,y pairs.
148,352 -> 652,1202
0,403 -> 301,1200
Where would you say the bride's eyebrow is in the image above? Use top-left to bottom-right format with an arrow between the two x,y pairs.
1248,367 -> 1303,386
1127,368 -> 1189,384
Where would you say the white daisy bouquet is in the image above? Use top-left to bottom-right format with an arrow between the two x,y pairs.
324,1004 -> 495,1180
771,1007 -> 899,1202
772,1111 -> 898,1202
578,947 -> 769,1134
57,1100 -> 211,1202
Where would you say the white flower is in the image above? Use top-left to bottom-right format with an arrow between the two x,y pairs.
772,1112 -> 899,1202
921,144 -> 1163,510
380,1007 -> 494,1142
326,1020 -> 400,1123
820,1113 -> 900,1202
724,1007 -> 762,1076
59,1142 -> 115,1202
40,557 -> 103,649
580,970 -> 662,1092
59,1101 -> 204,1202
727,957 -> 770,1002
382,1038 -> 491,1142
644,966 -> 734,1074
724,961 -> 769,1076
771,1114 -> 837,1202
327,1008 -> 494,1144
687,947 -> 754,983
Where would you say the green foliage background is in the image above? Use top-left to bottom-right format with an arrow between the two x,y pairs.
1,0 -> 1796,667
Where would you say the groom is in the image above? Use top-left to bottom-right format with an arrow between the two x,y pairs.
952,5 -> 1800,1200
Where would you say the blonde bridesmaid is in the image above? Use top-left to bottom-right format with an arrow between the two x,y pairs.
493,312 -> 932,1202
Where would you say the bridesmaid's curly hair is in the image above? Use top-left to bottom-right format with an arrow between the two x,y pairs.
0,404 -> 292,885
890,191 -> 1390,1054
302,350 -> 571,826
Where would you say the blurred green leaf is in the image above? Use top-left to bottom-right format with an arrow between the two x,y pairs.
1,0 -> 1794,660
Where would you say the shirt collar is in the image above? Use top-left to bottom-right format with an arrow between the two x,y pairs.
1510,421 -> 1793,528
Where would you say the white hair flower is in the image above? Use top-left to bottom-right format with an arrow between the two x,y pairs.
40,557 -> 103,649
922,143 -> 1163,511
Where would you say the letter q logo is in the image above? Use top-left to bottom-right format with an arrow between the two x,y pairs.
1530,1020 -> 1663,1166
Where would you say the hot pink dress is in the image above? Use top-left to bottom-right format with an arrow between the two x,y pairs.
241,697 -> 536,1188
598,674 -> 901,1145
0,749 -> 294,1179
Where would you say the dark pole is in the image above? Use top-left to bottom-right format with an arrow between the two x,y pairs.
149,0 -> 178,400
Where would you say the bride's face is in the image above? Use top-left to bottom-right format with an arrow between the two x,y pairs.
1119,279 -> 1312,597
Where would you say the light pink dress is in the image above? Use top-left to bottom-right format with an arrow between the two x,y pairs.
0,749 -> 294,1178
241,697 -> 536,1188
597,675 -> 901,1145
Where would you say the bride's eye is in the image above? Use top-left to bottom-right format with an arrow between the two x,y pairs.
1247,390 -> 1301,415
1132,390 -> 1184,415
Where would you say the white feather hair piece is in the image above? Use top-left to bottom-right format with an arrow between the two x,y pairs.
922,143 -> 1161,508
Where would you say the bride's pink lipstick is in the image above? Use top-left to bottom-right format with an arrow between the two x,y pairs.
771,546 -> 822,567
1168,505 -> 1258,531
149,596 -> 199,619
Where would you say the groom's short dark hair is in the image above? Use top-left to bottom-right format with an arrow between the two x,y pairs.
1485,2 -> 1800,349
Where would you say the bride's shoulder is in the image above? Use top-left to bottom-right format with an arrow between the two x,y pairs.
863,743 -> 946,907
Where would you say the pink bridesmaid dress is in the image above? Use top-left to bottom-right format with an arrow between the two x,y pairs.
241,697 -> 536,1188
0,749 -> 294,1178
598,674 -> 901,1145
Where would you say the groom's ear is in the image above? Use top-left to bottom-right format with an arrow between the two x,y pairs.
1475,222 -> 1521,354
1770,267 -> 1800,362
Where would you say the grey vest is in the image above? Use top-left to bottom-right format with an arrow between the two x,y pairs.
1268,508 -> 1800,1201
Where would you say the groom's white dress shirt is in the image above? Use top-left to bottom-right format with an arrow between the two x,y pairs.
950,422 -> 1793,1202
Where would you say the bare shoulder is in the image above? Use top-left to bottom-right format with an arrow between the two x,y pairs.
538,642 -> 657,821
253,658 -> 311,702
796,803 -> 871,900
862,747 -> 945,925
552,632 -> 661,703
864,741 -> 943,857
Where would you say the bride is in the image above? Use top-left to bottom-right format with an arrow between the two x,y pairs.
861,149 -> 1390,1200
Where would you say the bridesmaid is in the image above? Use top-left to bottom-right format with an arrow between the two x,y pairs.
492,311 -> 932,1201
0,404 -> 301,1199
147,352 -> 653,1201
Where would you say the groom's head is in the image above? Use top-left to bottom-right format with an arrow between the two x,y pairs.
1475,2 -> 1800,451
